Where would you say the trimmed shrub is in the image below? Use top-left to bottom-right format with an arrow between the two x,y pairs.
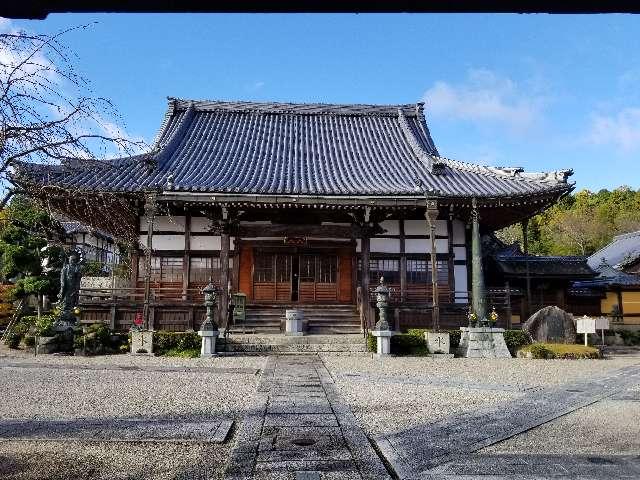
366,333 -> 376,353
503,330 -> 532,356
73,323 -> 117,354
4,331 -> 21,349
618,330 -> 640,346
527,343 -> 556,359
153,331 -> 201,356
519,343 -> 600,359
164,347 -> 200,358
391,333 -> 428,356
23,335 -> 35,347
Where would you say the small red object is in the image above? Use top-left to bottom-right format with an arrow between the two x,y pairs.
134,312 -> 143,325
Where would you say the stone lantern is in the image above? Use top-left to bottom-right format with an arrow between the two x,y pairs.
371,277 -> 395,357
198,281 -> 220,357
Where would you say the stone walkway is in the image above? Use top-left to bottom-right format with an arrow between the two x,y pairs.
224,355 -> 390,479
376,364 -> 640,479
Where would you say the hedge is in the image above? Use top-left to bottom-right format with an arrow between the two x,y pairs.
518,343 -> 600,359
503,330 -> 532,356
153,331 -> 200,356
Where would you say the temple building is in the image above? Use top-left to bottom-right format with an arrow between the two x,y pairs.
13,99 -> 575,333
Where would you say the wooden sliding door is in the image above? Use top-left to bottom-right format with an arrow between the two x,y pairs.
253,253 -> 292,302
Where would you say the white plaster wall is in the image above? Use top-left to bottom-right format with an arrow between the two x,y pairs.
139,234 -> 185,250
378,220 -> 399,236
454,265 -> 469,303
370,238 -> 400,253
454,246 -> 467,261
190,235 -> 221,251
139,215 -> 186,232
404,219 -> 447,236
453,219 -> 466,244
190,216 -> 211,233
405,238 -> 448,254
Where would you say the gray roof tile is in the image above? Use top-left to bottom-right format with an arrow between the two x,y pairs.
16,99 -> 574,198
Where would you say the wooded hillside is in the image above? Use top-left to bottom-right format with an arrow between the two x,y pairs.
496,187 -> 640,256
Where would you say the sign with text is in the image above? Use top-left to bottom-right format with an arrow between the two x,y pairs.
595,317 -> 610,330
577,317 -> 596,334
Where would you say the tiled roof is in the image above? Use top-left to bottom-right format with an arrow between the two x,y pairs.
16,98 -> 575,198
61,221 -> 113,241
574,260 -> 640,288
588,230 -> 640,270
494,254 -> 596,278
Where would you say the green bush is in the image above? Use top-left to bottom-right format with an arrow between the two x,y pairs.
527,343 -> 556,359
618,330 -> 640,346
391,333 -> 428,356
366,333 -> 376,352
34,315 -> 56,336
73,323 -> 113,354
4,331 -> 21,349
520,343 -> 600,360
23,335 -> 35,347
153,331 -> 201,356
164,347 -> 200,358
503,330 -> 532,356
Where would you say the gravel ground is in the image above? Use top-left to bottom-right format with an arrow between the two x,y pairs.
0,346 -> 266,479
320,355 -> 640,388
483,396 -> 640,455
320,355 -> 640,438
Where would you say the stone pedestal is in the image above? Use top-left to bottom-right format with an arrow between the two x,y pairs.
36,336 -> 58,354
457,326 -> 511,358
198,329 -> 219,357
285,309 -> 304,336
425,331 -> 450,354
131,330 -> 154,355
371,330 -> 395,357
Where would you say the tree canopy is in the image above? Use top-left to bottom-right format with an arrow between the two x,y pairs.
496,186 -> 640,257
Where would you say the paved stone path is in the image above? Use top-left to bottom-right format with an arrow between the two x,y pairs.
224,355 -> 390,479
376,364 -> 640,479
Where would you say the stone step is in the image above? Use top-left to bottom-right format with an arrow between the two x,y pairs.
221,343 -> 367,353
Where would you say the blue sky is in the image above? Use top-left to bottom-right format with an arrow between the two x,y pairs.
5,13 -> 640,191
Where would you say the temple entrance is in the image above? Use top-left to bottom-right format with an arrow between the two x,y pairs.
252,252 -> 338,303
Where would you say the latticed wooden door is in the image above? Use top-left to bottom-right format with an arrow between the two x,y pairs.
299,254 -> 338,303
253,253 -> 292,302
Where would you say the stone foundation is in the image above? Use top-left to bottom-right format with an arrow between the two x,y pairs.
457,327 -> 511,358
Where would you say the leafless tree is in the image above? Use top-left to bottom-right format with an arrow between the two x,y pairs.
0,23 -> 147,207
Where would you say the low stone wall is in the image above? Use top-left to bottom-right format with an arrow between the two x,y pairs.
81,277 -> 131,290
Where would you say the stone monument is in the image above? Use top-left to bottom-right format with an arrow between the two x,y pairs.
371,277 -> 396,357
198,281 -> 220,357
523,306 -> 576,344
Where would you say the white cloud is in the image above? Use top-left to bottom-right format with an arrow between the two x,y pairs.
423,68 -> 545,134
585,108 -> 640,152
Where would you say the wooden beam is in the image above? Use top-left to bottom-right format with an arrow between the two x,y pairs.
399,219 -> 407,303
219,232 -> 230,329
236,223 -> 361,238
361,236 -> 371,328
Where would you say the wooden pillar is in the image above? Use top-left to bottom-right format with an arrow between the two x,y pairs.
505,281 -> 512,330
399,219 -> 407,303
220,231 -> 230,330
182,212 -> 191,301
447,216 -> 455,304
142,193 -> 156,331
522,218 -> 532,320
361,236 -> 371,328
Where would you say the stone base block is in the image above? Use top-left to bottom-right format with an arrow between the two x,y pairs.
131,330 -> 154,355
457,327 -> 511,358
425,331 -> 450,354
371,330 -> 395,356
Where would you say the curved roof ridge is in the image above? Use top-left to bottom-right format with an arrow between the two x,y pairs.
165,97 -> 421,117
397,108 -> 437,174
153,102 -> 197,166
434,155 -> 574,186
